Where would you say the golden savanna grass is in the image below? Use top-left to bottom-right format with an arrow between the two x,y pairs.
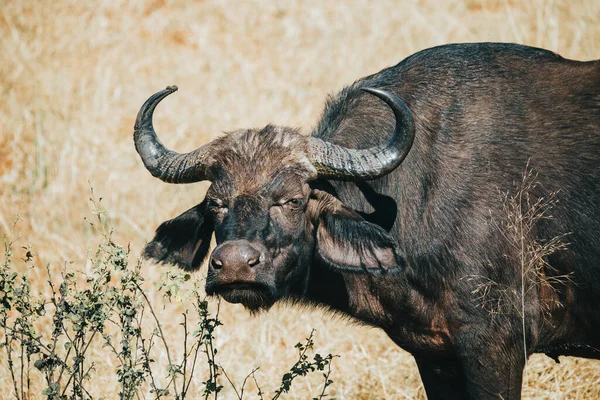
1,0 -> 599,398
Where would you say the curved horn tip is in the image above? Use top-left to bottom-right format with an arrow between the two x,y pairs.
361,87 -> 397,102
166,85 -> 178,92
360,87 -> 381,95
361,87 -> 412,118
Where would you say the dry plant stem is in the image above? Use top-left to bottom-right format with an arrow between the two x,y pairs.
251,373 -> 265,400
182,312 -> 188,397
518,170 -> 529,386
6,332 -> 19,400
104,318 -> 128,364
61,330 -> 100,397
177,308 -> 208,399
272,329 -> 316,400
239,367 -> 260,399
182,338 -> 202,397
2,323 -> 70,384
202,300 -> 222,400
2,241 -> 20,400
142,335 -> 164,399
45,264 -> 77,388
219,367 -> 241,399
204,340 -> 218,400
498,166 -> 572,389
134,280 -> 179,395
219,366 -> 260,400
160,311 -> 200,397
316,358 -> 335,399
20,334 -> 24,400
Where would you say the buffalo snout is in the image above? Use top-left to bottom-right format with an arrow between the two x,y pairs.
206,240 -> 276,311
209,240 -> 266,282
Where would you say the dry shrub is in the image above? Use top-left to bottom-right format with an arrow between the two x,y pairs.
1,0 -> 599,398
470,167 -> 572,323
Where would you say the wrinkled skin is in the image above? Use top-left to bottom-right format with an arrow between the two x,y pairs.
140,43 -> 600,399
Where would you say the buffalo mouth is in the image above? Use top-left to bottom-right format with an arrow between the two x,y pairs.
206,281 -> 277,312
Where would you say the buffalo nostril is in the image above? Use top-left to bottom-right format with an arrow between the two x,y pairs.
247,252 -> 265,267
211,257 -> 223,270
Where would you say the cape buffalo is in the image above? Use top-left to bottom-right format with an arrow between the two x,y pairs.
134,43 -> 600,399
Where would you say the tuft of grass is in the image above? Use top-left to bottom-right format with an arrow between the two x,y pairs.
470,166 -> 572,322
469,165 -> 579,390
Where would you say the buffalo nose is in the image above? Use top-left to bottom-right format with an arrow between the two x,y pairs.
210,240 -> 264,271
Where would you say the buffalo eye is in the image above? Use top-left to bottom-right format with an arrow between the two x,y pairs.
282,197 -> 304,210
209,199 -> 229,214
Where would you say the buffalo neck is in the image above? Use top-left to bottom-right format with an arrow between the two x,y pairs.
300,260 -> 455,356
302,260 -> 411,330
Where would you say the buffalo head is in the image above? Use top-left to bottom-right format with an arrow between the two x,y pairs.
134,85 -> 414,311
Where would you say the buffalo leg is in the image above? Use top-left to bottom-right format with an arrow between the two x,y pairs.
455,329 -> 526,399
414,355 -> 466,400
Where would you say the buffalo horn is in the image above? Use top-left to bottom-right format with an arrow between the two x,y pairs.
133,86 -> 212,183
308,88 -> 415,181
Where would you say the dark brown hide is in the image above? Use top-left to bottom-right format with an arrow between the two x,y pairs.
138,43 -> 600,399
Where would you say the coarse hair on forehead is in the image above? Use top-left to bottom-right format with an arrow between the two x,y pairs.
207,124 -> 317,193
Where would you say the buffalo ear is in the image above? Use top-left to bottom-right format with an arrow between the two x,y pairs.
144,200 -> 213,270
312,190 -> 402,273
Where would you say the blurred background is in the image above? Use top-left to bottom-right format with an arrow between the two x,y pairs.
1,0 -> 599,398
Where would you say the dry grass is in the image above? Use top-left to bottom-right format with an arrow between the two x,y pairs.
1,0 -> 599,398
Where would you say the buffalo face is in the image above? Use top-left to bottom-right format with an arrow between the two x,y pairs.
136,87 -> 413,311
202,151 -> 317,311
